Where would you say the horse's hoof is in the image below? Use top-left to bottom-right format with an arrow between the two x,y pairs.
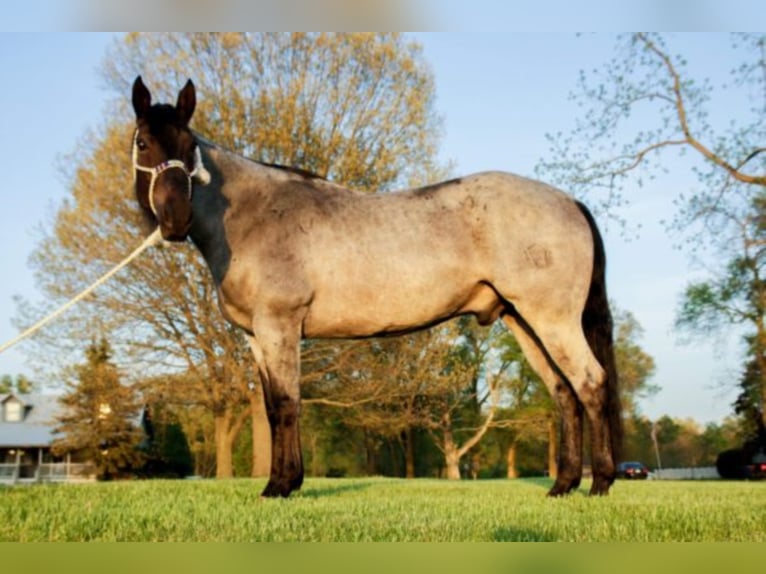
260,475 -> 303,498
588,476 -> 613,496
547,487 -> 568,497
547,475 -> 581,497
260,482 -> 290,498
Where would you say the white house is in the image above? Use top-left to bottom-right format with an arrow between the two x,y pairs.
0,393 -> 95,484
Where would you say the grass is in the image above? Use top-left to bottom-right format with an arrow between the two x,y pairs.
1,477 -> 764,541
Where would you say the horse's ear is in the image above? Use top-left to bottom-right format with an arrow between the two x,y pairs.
176,79 -> 196,125
132,76 -> 151,119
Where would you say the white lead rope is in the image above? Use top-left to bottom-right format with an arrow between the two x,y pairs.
0,228 -> 164,355
1,134 -> 211,355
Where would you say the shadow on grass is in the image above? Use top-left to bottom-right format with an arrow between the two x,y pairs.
293,479 -> 376,499
492,527 -> 557,541
516,477 -> 596,498
518,477 -> 555,491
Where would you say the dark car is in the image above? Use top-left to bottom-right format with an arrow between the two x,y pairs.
616,461 -> 649,479
717,447 -> 766,480
744,454 -> 766,479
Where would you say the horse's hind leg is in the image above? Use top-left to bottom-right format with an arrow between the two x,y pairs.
527,318 -> 617,495
502,313 -> 584,496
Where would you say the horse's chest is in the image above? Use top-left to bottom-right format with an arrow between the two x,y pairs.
217,286 -> 255,332
216,255 -> 312,331
215,259 -> 260,330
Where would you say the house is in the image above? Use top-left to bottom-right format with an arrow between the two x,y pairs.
0,393 -> 95,484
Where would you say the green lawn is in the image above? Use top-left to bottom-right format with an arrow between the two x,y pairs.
1,477 -> 764,541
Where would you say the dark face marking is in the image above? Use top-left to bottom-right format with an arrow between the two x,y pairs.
131,76 -> 198,241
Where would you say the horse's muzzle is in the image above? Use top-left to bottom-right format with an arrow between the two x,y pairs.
160,218 -> 192,242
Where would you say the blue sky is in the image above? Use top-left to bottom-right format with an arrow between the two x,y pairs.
0,32 -> 756,425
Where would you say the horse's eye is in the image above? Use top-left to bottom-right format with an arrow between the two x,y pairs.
137,139 -> 148,151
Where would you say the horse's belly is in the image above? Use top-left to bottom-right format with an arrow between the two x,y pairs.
301,279 -> 502,338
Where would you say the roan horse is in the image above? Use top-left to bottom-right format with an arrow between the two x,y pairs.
130,76 -> 622,498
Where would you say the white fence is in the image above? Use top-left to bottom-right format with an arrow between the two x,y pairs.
0,462 -> 95,484
651,467 -> 719,480
0,463 -> 18,482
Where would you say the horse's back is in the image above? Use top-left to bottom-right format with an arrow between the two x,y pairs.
292,170 -> 594,337
402,170 -> 593,270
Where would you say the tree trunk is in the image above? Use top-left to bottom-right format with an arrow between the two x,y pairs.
249,388 -> 271,477
214,404 -> 250,479
548,417 -> 558,479
215,413 -> 234,478
755,316 -> 766,431
403,427 -> 416,478
443,428 -> 461,480
506,440 -> 519,479
388,438 -> 401,477
364,431 -> 377,475
309,435 -> 319,477
445,451 -> 461,480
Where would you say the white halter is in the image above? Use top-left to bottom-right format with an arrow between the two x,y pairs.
132,130 -> 211,216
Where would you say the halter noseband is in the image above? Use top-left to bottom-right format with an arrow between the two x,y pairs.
132,130 -> 211,216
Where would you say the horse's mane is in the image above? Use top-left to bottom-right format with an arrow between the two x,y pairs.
256,162 -> 327,182
192,132 -> 327,182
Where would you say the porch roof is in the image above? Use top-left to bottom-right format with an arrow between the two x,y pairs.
0,423 -> 58,448
0,394 -> 62,448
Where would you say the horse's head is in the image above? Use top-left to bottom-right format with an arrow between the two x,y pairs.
131,76 -> 210,242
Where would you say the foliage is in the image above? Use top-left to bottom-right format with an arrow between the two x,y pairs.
613,309 -> 658,416
301,309 -> 658,479
623,414 -> 741,469
676,191 -> 766,433
51,339 -> 144,479
0,374 -> 34,395
538,33 -> 766,224
303,318 -> 509,479
138,402 -> 194,478
535,32 -> 766,435
1,478 -> 764,541
103,33 -> 445,191
489,328 -> 555,478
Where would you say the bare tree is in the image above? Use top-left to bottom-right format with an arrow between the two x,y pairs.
537,32 -> 765,434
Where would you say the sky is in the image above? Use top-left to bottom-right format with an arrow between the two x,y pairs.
0,32 -> 759,425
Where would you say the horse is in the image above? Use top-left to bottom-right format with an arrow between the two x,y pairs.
130,76 -> 621,498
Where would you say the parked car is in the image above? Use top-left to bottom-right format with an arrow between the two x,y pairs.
717,447 -> 766,480
616,461 -> 649,479
744,454 -> 766,479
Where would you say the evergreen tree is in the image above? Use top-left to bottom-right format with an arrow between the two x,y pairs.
52,339 -> 145,479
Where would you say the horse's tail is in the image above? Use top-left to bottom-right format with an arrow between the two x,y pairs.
576,201 -> 623,464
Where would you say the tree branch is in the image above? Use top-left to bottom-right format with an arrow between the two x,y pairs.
637,32 -> 766,186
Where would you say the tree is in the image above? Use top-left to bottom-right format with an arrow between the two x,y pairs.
139,401 -> 194,478
489,330 -> 555,479
19,33 -> 444,478
51,339 -> 144,479
538,33 -> 766,220
490,306 -> 657,477
613,309 -> 658,417
303,318 -> 508,480
537,33 -> 766,431
676,191 -> 766,434
418,319 -> 508,480
0,374 -> 34,394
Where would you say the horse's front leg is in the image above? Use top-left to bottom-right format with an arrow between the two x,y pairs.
247,315 -> 304,498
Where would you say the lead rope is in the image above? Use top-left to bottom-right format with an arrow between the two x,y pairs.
1,133 -> 211,355
0,227 -> 164,354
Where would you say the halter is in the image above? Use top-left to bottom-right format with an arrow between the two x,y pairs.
132,130 -> 211,216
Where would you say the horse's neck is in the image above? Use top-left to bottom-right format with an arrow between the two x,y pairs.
189,143 -> 249,285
